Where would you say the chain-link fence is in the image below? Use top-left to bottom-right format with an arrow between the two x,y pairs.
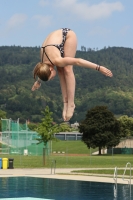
0,118 -> 48,155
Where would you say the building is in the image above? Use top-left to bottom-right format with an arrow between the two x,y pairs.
55,131 -> 82,141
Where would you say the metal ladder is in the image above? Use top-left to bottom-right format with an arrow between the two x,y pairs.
113,167 -> 117,199
122,162 -> 132,185
113,163 -> 132,199
122,162 -> 132,199
51,160 -> 56,174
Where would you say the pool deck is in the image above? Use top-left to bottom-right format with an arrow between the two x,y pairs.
0,168 -> 132,185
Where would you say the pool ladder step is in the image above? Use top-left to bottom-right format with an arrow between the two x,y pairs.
122,162 -> 132,185
113,162 -> 132,185
113,162 -> 132,199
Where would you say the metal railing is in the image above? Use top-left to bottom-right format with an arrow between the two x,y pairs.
51,160 -> 56,174
113,163 -> 132,199
122,162 -> 132,185
113,167 -> 117,199
113,166 -> 118,184
122,162 -> 132,200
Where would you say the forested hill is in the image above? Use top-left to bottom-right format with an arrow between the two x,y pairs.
0,46 -> 133,123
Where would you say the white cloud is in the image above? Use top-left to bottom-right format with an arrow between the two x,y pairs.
33,15 -> 52,28
0,13 -> 27,37
7,14 -> 27,29
54,0 -> 124,21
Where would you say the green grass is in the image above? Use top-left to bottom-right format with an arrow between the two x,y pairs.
52,140 -> 98,154
0,141 -> 132,170
48,154 -> 132,168
0,155 -> 44,168
0,154 -> 132,169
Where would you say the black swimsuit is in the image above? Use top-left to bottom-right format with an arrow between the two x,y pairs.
41,28 -> 71,66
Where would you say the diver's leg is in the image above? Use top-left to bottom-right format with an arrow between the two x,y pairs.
63,30 -> 77,121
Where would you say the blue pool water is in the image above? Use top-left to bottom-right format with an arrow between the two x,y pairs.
0,177 -> 132,200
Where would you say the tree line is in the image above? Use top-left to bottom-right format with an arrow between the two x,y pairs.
0,46 -> 133,123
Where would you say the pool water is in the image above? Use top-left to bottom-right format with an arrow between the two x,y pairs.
0,199 -> 52,200
0,177 -> 132,200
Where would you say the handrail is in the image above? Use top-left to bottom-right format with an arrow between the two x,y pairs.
122,162 -> 131,185
113,167 -> 117,199
51,160 -> 56,174
113,166 -> 117,184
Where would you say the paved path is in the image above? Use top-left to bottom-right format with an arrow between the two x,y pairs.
0,168 -> 132,185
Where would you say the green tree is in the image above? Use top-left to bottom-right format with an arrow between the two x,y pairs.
118,115 -> 133,137
59,122 -> 72,132
79,106 -> 121,155
36,106 -> 60,145
0,110 -> 7,131
27,123 -> 38,131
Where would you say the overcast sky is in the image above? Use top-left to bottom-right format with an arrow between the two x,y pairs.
0,0 -> 132,50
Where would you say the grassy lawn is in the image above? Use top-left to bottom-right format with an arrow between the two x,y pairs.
52,140 -> 97,154
0,141 -> 132,171
0,154 -> 132,169
47,154 -> 132,168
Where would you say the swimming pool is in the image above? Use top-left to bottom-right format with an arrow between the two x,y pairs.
0,177 -> 132,200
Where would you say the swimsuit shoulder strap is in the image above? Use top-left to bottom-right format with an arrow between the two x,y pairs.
41,45 -> 55,66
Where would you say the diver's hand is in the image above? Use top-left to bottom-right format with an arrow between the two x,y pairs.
31,81 -> 41,91
98,66 -> 113,77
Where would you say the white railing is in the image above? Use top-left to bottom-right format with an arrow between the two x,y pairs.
122,162 -> 132,185
51,160 -> 56,174
113,166 -> 118,184
113,163 -> 132,199
113,167 -> 117,199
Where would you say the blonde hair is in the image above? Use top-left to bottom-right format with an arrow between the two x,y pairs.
33,62 -> 51,81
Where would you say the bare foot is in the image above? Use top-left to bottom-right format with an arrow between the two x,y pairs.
62,102 -> 68,121
65,104 -> 75,121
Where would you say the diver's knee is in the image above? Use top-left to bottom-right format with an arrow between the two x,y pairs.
64,66 -> 73,74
